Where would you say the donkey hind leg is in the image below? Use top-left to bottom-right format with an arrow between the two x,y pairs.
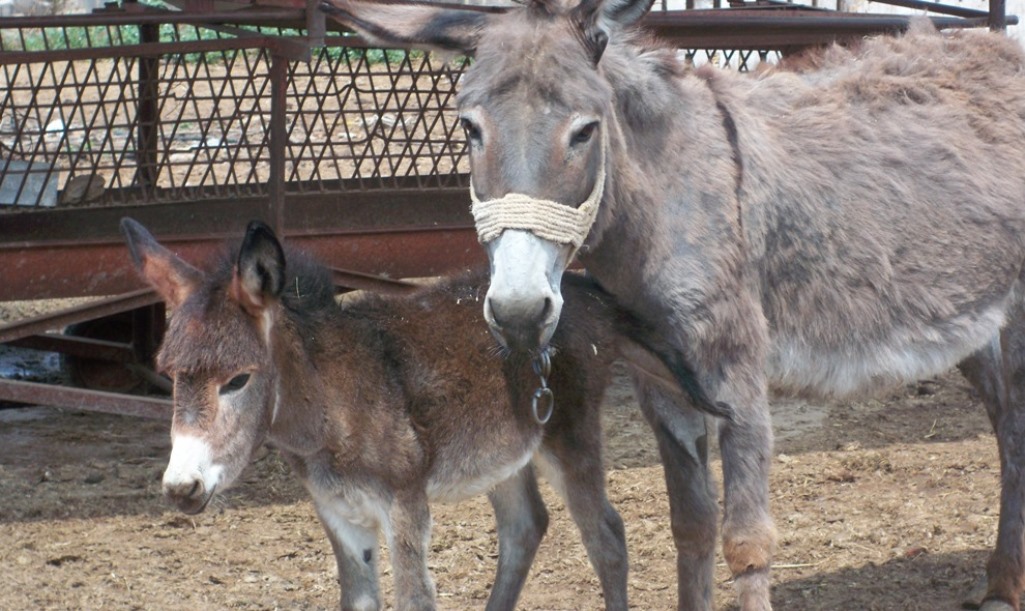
958,309 -> 1025,611
632,375 -> 719,611
535,441 -> 629,610
313,501 -> 382,611
484,466 -> 549,611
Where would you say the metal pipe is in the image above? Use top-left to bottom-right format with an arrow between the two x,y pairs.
0,289 -> 160,343
0,378 -> 171,419
268,52 -> 287,236
869,0 -> 992,18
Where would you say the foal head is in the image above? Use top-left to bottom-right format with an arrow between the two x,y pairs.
122,218 -> 296,514
321,0 -> 654,350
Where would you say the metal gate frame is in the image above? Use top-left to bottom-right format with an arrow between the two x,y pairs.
0,0 -> 1013,417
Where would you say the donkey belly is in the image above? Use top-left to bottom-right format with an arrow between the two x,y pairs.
425,434 -> 540,504
767,293 -> 1012,400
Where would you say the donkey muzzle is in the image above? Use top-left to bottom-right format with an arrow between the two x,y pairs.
164,478 -> 215,515
483,229 -> 567,351
162,434 -> 223,514
484,291 -> 558,351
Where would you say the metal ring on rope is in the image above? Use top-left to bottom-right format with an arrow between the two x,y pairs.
531,351 -> 554,425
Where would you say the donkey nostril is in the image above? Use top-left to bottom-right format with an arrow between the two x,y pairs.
540,297 -> 553,322
165,478 -> 204,501
488,296 -> 546,329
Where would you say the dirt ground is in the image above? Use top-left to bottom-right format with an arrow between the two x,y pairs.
0,355 -> 1005,611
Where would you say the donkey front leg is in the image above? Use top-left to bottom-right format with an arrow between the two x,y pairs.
959,320 -> 1025,611
312,500 -> 382,611
717,380 -> 776,611
633,377 -> 718,611
387,491 -> 436,611
485,466 -> 549,611
695,307 -> 776,611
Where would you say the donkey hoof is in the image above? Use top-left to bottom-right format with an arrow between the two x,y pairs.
978,601 -> 1015,611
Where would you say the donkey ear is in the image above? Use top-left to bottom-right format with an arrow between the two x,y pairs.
320,0 -> 487,54
575,0 -> 653,39
231,221 -> 286,317
598,0 -> 655,27
120,217 -> 203,309
572,0 -> 650,65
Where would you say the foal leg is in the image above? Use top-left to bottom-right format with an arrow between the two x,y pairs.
485,466 -> 549,611
312,500 -> 382,611
632,376 -> 719,611
959,318 -> 1025,611
387,490 -> 436,611
536,433 -> 628,610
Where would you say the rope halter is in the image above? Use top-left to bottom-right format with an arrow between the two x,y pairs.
469,129 -> 608,257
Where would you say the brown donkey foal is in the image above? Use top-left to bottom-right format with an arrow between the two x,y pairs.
122,218 -> 688,611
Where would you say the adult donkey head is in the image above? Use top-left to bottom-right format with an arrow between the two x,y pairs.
322,0 -> 653,350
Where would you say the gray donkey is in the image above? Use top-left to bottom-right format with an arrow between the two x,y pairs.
320,1 -> 1025,610
121,218 -> 708,611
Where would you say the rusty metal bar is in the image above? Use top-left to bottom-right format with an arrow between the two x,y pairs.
126,364 -> 173,394
137,22 -> 160,192
7,333 -> 135,363
306,0 -> 326,47
869,0 -> 992,18
0,8 -> 305,29
0,36 -> 274,66
604,11 -> 979,44
0,379 -> 170,419
329,267 -> 423,295
990,0 -> 1007,30
268,52 -> 287,235
0,289 -> 160,343
642,11 -> 1000,49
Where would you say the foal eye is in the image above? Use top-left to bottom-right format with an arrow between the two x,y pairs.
460,117 -> 482,143
219,373 -> 251,395
571,121 -> 599,146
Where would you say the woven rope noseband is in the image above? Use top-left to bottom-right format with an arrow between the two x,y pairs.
470,130 -> 607,254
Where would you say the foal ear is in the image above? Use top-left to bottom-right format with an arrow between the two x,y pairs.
231,221 -> 287,317
120,217 -> 203,309
320,0 -> 487,54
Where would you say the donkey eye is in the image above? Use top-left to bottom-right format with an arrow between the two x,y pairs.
219,373 -> 251,395
460,117 -> 482,143
571,121 -> 599,146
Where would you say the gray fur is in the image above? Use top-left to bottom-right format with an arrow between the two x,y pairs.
320,1 -> 1025,608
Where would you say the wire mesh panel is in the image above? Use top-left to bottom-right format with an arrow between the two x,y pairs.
0,15 -> 790,214
682,47 -> 783,70
286,45 -> 470,192
0,23 -> 472,211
